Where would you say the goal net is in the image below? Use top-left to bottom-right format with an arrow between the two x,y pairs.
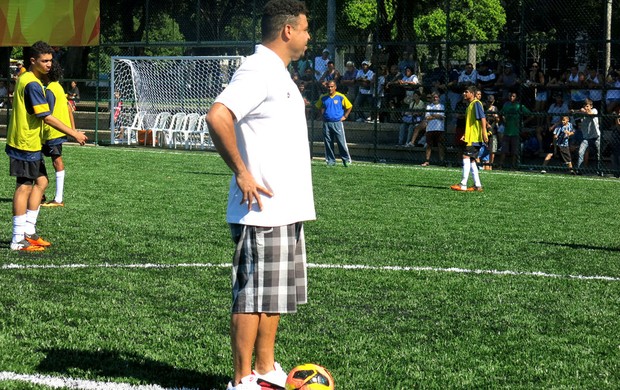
110,55 -> 244,146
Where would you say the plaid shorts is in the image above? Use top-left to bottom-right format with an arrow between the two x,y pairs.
229,222 -> 308,314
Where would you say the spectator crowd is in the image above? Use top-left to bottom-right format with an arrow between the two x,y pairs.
288,49 -> 620,174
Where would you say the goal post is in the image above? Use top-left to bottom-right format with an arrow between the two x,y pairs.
110,55 -> 244,146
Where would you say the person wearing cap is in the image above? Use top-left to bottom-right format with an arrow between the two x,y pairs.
314,49 -> 330,81
353,60 -> 375,122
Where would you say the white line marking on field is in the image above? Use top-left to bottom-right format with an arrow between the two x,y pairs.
1,262 -> 619,282
308,263 -> 620,282
0,371 -> 197,390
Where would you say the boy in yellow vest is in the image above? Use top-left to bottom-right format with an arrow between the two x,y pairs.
41,60 -> 75,207
451,86 -> 488,192
5,41 -> 87,251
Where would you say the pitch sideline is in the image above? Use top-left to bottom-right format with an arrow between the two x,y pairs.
1,261 -> 619,282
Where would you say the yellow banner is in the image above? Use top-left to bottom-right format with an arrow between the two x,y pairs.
0,0 -> 100,46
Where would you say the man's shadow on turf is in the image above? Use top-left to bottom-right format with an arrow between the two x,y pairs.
405,183 -> 453,190
37,348 -> 227,389
534,240 -> 620,252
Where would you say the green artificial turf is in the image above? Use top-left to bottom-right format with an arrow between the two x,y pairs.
0,144 -> 618,389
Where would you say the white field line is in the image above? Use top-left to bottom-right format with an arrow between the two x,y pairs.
0,371 -> 198,390
1,261 -> 619,282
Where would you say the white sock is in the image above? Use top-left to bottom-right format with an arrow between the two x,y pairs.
471,160 -> 482,188
460,157 -> 470,187
25,208 -> 39,235
55,170 -> 65,203
12,214 -> 27,243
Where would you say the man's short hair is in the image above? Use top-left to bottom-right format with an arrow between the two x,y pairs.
465,86 -> 478,94
261,0 -> 308,42
29,41 -> 53,61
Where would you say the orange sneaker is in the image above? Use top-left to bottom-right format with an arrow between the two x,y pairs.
468,186 -> 483,192
25,233 -> 52,247
450,184 -> 468,191
10,239 -> 45,251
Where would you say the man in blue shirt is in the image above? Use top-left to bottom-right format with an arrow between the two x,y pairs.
315,80 -> 353,166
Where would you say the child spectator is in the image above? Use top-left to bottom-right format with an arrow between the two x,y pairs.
541,116 -> 575,174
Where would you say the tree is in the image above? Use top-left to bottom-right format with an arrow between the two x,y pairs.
414,0 -> 506,65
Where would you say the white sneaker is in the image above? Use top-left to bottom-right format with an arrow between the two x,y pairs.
226,374 -> 261,390
253,362 -> 287,389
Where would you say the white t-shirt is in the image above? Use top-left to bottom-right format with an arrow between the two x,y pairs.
425,103 -> 445,131
215,45 -> 316,226
356,69 -> 375,95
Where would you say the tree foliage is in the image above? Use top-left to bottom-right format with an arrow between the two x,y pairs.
414,0 -> 506,41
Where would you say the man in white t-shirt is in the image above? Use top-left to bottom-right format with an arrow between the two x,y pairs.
421,92 -> 446,166
353,60 -> 375,121
206,1 -> 315,389
314,48 -> 330,81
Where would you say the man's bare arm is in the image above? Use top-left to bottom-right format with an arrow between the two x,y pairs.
43,115 -> 87,145
206,103 -> 273,210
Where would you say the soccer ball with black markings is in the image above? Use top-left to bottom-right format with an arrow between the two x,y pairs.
285,363 -> 334,390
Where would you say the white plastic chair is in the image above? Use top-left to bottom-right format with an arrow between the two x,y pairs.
194,115 -> 211,149
180,113 -> 201,149
196,115 -> 215,149
124,111 -> 146,145
151,112 -> 171,147
163,112 -> 186,148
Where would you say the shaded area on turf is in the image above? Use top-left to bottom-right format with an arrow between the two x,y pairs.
534,240 -> 620,253
37,348 -> 227,390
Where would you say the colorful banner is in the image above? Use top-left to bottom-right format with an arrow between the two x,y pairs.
0,0 -> 100,46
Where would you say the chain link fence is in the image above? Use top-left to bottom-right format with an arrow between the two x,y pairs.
64,0 -> 620,175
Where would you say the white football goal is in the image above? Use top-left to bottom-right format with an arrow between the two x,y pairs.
110,55 -> 244,147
